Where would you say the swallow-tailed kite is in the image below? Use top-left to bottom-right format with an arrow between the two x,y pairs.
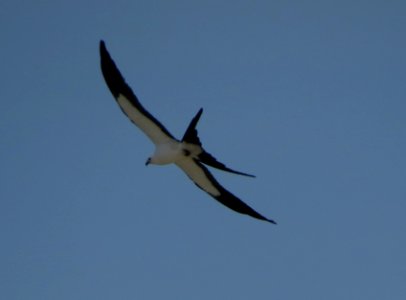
99,40 -> 276,224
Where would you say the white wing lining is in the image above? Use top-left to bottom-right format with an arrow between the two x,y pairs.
117,94 -> 173,144
176,158 -> 220,196
100,41 -> 175,145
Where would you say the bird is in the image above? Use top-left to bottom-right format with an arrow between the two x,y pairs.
99,40 -> 276,224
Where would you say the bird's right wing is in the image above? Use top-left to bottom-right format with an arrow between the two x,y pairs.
176,158 -> 276,224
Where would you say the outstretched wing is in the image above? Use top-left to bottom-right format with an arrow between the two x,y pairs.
100,40 -> 175,145
176,158 -> 276,224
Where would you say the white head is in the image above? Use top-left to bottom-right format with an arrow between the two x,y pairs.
145,153 -> 160,166
145,142 -> 182,166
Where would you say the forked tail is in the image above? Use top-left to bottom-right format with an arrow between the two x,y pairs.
182,108 -> 255,178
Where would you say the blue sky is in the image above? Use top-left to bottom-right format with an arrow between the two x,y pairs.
1,1 -> 405,299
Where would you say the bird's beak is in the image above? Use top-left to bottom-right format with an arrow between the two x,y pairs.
145,158 -> 150,166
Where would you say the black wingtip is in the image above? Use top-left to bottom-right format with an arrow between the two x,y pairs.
254,213 -> 277,224
267,219 -> 277,225
99,40 -> 126,99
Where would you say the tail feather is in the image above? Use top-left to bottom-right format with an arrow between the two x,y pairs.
182,108 -> 255,178
182,108 -> 203,146
199,151 -> 256,178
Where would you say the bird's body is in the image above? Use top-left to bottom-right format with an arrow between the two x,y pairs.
148,140 -> 197,165
100,40 -> 276,224
149,140 -> 184,165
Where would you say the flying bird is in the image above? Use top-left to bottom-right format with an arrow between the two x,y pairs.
99,40 -> 276,224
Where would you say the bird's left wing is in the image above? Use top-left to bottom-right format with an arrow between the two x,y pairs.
100,41 -> 175,145
176,158 -> 276,224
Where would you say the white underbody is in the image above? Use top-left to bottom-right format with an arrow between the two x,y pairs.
149,140 -> 201,165
149,140 -> 220,196
115,94 -> 220,196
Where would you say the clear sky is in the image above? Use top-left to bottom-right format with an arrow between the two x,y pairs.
1,1 -> 405,299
